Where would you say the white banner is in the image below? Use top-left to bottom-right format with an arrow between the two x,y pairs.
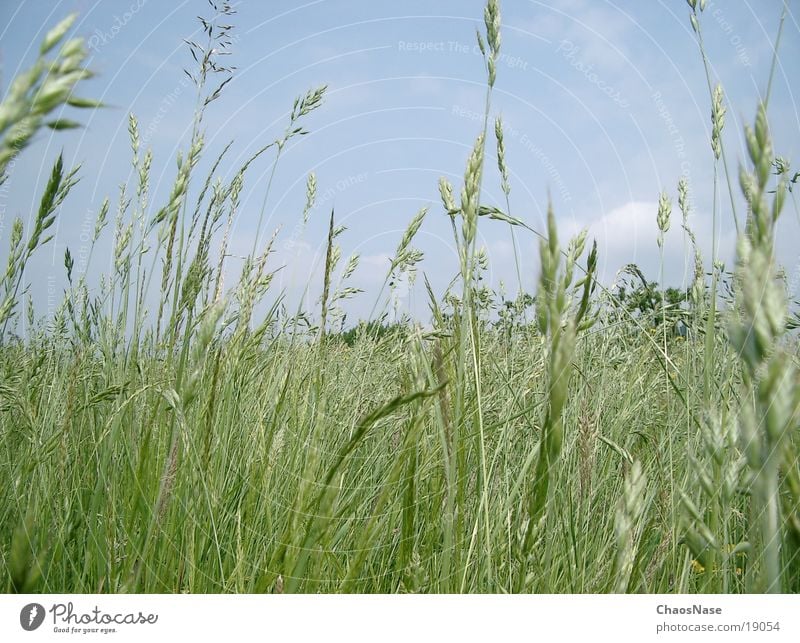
1,594 -> 797,642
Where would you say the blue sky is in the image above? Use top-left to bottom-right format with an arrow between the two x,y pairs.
1,0 -> 798,324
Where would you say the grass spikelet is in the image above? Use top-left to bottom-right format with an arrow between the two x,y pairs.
460,134 -> 485,250
656,191 -> 672,248
494,117 -> 510,196
613,461 -> 647,593
303,172 -> 317,224
438,177 -> 459,218
711,85 -> 726,161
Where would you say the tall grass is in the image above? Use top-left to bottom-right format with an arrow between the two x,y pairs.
0,0 -> 798,593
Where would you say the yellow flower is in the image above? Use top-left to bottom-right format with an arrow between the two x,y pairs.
691,559 -> 705,574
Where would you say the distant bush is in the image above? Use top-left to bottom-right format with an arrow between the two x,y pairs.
332,320 -> 410,347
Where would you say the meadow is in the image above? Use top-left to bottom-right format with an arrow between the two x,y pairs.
1,0 -> 799,593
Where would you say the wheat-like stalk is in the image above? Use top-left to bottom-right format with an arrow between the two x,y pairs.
727,102 -> 798,593
613,461 -> 647,593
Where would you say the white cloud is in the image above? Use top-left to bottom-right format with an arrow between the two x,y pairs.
565,200 -> 732,288
522,0 -> 634,73
408,75 -> 446,96
357,253 -> 392,286
362,252 -> 391,268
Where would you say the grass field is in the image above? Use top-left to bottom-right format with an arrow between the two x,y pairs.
1,0 -> 799,593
